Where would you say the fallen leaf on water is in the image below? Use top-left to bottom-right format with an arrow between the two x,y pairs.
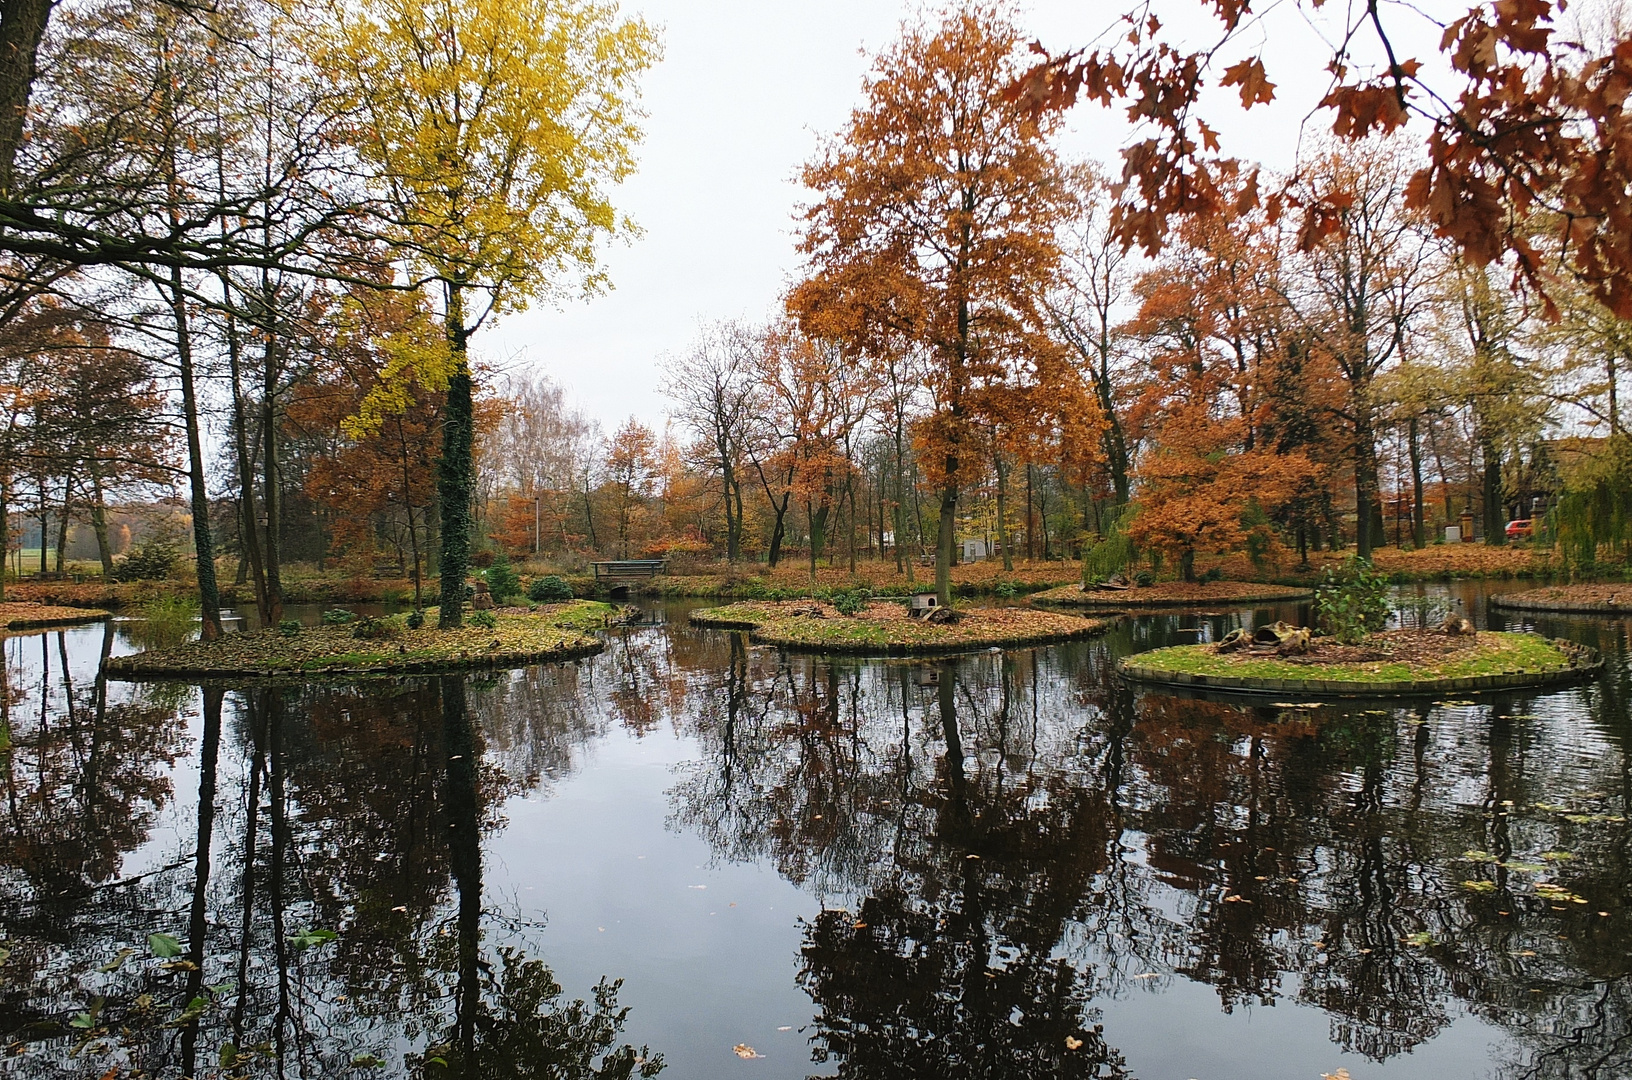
1064,1036 -> 1084,1050
732,1044 -> 762,1060
689,885 -> 707,890
1132,972 -> 1160,980
1322,1070 -> 1352,1080
776,1026 -> 792,1032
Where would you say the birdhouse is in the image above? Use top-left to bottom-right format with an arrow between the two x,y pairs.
908,593 -> 939,619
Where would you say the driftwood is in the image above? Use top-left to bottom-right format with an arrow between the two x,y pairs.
1091,573 -> 1132,592
1215,621 -> 1311,656
925,607 -> 963,625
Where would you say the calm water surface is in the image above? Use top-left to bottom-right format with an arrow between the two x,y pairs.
2,583 -> 1630,1079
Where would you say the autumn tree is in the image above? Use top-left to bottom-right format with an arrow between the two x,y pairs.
791,3 -> 1078,605
662,321 -> 756,563
604,418 -> 655,559
1012,0 -> 1632,320
317,0 -> 656,626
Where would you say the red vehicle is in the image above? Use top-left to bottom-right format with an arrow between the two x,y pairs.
1506,518 -> 1534,540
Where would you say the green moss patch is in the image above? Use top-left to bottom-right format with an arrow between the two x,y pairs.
0,601 -> 110,631
1121,630 -> 1599,696
690,600 -> 1113,655
1032,581 -> 1312,609
105,601 -> 619,680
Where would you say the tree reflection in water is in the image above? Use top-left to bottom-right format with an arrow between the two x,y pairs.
669,622 -> 1632,1080
0,662 -> 661,1078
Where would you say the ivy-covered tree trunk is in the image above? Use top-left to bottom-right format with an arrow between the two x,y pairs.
437,284 -> 475,629
170,266 -> 224,641
1482,436 -> 1506,546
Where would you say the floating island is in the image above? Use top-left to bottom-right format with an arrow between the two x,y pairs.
104,601 -> 622,680
1120,621 -> 1601,697
689,599 -> 1114,655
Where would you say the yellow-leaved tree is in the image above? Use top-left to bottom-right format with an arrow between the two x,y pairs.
315,0 -> 656,626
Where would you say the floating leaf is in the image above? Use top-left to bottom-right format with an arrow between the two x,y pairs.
1535,883 -> 1588,904
352,1054 -> 386,1068
1461,880 -> 1497,893
1403,931 -> 1436,947
732,1044 -> 763,1059
147,933 -> 183,959
96,948 -> 135,973
287,928 -> 338,951
1540,851 -> 1575,862
1463,850 -> 1499,863
1533,803 -> 1571,812
1064,1035 -> 1084,1050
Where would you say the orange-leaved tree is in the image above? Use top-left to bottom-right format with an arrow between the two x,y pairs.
790,2 -> 1079,605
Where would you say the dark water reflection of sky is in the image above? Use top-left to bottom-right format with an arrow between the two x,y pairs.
2,582 -> 1630,1079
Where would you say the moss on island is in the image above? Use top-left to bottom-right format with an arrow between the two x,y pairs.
690,599 -> 1113,655
0,601 -> 110,631
1032,581 -> 1312,609
1120,630 -> 1600,697
105,601 -> 621,680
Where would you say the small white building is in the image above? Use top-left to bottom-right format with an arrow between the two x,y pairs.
961,538 -> 987,562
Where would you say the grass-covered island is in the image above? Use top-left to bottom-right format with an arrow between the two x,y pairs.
689,599 -> 1113,655
1491,584 -> 1632,615
1032,581 -> 1313,609
1120,629 -> 1601,697
105,600 -> 622,680
0,601 -> 110,630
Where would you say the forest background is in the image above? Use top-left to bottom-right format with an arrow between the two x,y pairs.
3,0 -> 1631,621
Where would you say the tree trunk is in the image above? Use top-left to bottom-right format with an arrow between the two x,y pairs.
437,283 -> 475,629
0,474 -> 7,599
225,316 -> 269,620
0,0 -> 53,194
169,266 -> 224,640
54,476 -> 68,573
994,449 -> 1012,572
935,485 -> 956,607
88,464 -> 112,576
1353,406 -> 1382,560
1408,416 -> 1425,549
260,328 -> 283,623
1482,436 -> 1506,546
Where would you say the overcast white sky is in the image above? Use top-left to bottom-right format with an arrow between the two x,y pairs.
482,0 -> 1446,433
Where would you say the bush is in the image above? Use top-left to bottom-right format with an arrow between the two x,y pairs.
484,551 -> 520,602
470,548 -> 496,569
994,580 -> 1020,599
1198,565 -> 1224,584
405,608 -> 425,630
469,609 -> 497,629
129,595 -> 199,649
828,586 -> 872,616
111,537 -> 180,582
528,575 -> 574,603
1083,505 -> 1137,582
278,619 -> 302,636
321,608 -> 358,625
1315,557 -> 1392,644
351,614 -> 402,641
1134,570 -> 1155,587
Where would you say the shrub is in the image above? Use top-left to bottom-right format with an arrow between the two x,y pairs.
828,586 -> 872,616
111,537 -> 180,582
351,614 -> 402,641
484,551 -> 520,602
321,608 -> 358,625
470,548 -> 496,569
278,619 -> 303,636
469,609 -> 497,629
1315,557 -> 1392,644
1083,505 -> 1137,582
1134,570 -> 1155,587
405,608 -> 425,630
994,580 -> 1020,599
528,574 -> 573,603
129,595 -> 199,649
1198,565 -> 1224,584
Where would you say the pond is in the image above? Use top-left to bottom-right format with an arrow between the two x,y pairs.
2,583 -> 1629,1079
